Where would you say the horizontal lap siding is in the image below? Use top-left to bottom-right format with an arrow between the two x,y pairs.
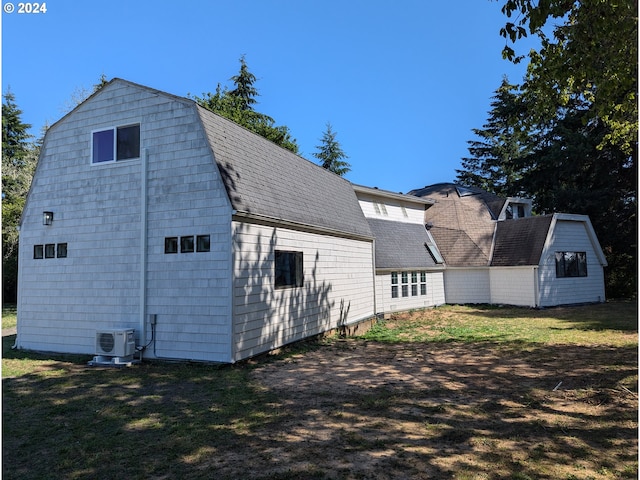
375,271 -> 445,314
18,83 -> 233,361
538,220 -> 606,307
443,269 -> 491,304
232,222 -> 375,361
489,267 -> 537,307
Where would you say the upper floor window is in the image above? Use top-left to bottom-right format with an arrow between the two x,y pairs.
555,252 -> 587,278
92,124 -> 140,163
373,202 -> 388,216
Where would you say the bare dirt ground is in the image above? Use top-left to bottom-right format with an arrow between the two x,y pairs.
244,338 -> 637,480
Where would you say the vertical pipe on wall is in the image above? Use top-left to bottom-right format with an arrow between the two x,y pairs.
139,148 -> 149,348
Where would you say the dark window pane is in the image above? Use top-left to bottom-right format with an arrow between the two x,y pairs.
411,284 -> 418,296
34,245 -> 43,259
165,237 -> 178,254
181,236 -> 194,253
555,251 -> 587,278
196,235 -> 210,252
577,252 -> 588,276
555,252 -> 565,277
402,285 -> 408,297
391,272 -> 398,284
93,129 -> 114,163
45,244 -> 55,258
391,286 -> 398,298
117,125 -> 140,160
275,250 -> 303,288
57,243 -> 67,258
420,284 -> 427,295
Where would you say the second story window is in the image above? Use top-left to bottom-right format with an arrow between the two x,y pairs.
92,124 -> 140,164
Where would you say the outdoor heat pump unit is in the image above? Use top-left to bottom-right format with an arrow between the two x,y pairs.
95,329 -> 136,357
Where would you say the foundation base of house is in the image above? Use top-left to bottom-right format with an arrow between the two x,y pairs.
88,355 -> 141,367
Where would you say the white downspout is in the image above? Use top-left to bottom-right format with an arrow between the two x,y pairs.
533,266 -> 540,308
139,148 -> 149,348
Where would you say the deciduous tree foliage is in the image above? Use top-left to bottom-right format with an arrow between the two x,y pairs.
194,57 -> 299,154
499,0 -> 637,154
313,122 -> 351,176
2,91 -> 38,303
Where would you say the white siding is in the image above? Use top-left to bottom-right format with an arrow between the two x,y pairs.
443,268 -> 491,304
232,222 -> 375,361
17,83 -> 234,362
489,267 -> 537,307
357,194 -> 425,223
375,271 -> 445,314
537,220 -> 606,307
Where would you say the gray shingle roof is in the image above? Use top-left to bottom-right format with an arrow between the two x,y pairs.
197,106 -> 373,239
367,219 -> 440,270
491,216 -> 553,266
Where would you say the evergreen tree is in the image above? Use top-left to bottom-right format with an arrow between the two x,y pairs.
455,78 -> 530,196
313,123 -> 350,176
229,55 -> 259,111
194,57 -> 299,153
2,91 -> 37,303
520,101 -> 637,298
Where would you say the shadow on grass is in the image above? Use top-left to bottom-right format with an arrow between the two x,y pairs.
3,334 -> 638,479
449,300 -> 638,332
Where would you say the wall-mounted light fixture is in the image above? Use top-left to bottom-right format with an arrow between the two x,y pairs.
425,222 -> 433,230
43,211 -> 54,226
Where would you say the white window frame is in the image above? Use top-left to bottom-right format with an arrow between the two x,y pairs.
91,123 -> 140,165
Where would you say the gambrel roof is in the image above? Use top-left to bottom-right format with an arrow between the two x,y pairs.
410,183 -> 607,269
196,104 -> 373,240
74,79 -> 373,240
490,215 -> 553,266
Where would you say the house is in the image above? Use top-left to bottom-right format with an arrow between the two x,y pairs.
16,78 -> 608,363
409,183 -> 608,307
352,185 -> 446,314
17,78 -> 380,363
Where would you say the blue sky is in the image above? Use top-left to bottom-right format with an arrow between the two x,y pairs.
2,0 -> 534,193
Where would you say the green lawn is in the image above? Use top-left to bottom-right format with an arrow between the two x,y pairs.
2,304 -> 17,330
2,301 -> 637,480
362,301 -> 638,347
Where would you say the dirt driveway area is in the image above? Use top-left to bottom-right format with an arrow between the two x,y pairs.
245,338 -> 637,479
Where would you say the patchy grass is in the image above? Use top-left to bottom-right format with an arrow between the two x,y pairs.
2,301 -> 637,479
2,304 -> 17,330
363,301 -> 637,347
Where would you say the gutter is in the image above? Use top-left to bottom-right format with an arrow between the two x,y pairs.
232,211 -> 375,242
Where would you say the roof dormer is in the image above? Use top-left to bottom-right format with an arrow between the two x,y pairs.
499,198 -> 533,220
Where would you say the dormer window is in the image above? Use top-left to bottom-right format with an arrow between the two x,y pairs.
503,199 -> 531,220
92,124 -> 140,163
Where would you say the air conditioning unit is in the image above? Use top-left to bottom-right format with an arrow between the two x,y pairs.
95,329 -> 136,357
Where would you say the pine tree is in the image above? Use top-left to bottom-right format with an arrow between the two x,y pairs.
313,123 -> 350,176
455,78 -> 529,196
194,56 -> 299,153
2,90 -> 37,303
229,55 -> 259,111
